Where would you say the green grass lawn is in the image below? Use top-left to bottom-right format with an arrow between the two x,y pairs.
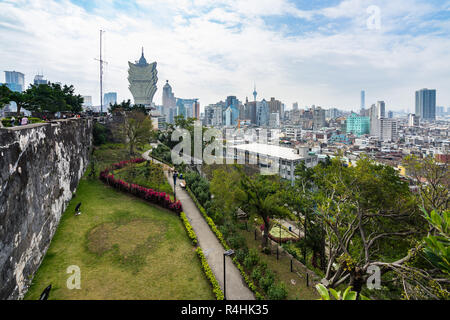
239,228 -> 319,300
24,176 -> 214,300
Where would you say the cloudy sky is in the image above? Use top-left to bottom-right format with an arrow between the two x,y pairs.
0,0 -> 449,112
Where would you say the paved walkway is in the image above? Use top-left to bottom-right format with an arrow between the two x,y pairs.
142,150 -> 254,300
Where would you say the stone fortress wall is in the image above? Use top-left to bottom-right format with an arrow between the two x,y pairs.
0,118 -> 93,299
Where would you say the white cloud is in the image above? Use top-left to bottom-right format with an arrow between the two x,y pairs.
0,0 -> 448,112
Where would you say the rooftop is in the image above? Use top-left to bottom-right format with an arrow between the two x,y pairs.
233,143 -> 304,160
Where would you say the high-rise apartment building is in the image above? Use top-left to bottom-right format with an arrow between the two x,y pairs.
361,90 -> 365,109
377,101 -> 385,118
369,104 -> 378,136
82,96 -> 93,110
194,100 -> 200,119
415,88 -> 436,120
104,92 -> 117,108
4,71 -> 25,92
33,74 -> 48,86
269,113 -> 280,128
346,113 -> 370,136
408,113 -> 420,127
313,107 -> 326,130
256,100 -> 269,127
379,118 -> 398,141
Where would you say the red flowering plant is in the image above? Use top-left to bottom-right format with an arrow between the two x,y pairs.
99,158 -> 182,214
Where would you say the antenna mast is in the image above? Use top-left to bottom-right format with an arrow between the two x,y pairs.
100,30 -> 104,115
95,30 -> 108,115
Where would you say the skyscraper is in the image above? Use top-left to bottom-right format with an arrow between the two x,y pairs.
361,90 -> 365,109
194,100 -> 200,119
128,48 -> 158,106
379,118 -> 398,141
369,104 -> 378,136
162,80 -> 176,109
256,99 -> 269,127
376,101 -> 385,119
346,113 -> 370,136
313,107 -> 326,130
415,88 -> 436,120
4,71 -> 24,92
33,74 -> 48,85
104,92 -> 117,108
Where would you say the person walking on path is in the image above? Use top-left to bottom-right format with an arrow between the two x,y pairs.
21,116 -> 28,126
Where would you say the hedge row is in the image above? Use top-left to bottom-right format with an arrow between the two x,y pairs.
99,158 -> 182,214
196,247 -> 224,300
148,153 -> 172,167
181,212 -> 224,300
186,185 -> 265,300
1,117 -> 44,127
180,212 -> 197,246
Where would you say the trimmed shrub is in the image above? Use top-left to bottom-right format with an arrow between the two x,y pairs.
267,282 -> 288,300
251,266 -> 263,283
227,234 -> 245,250
259,269 -> 275,292
243,248 -> 260,270
180,212 -> 197,246
196,247 -> 224,300
235,248 -> 248,263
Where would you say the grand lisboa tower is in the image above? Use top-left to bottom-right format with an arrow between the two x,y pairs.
127,48 -> 158,106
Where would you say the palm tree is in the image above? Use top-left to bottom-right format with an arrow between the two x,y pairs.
238,169 -> 288,251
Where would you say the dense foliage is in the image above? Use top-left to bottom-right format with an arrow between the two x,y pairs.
0,83 -> 83,116
182,152 -> 449,300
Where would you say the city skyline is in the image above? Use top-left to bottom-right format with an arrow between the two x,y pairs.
0,0 -> 449,112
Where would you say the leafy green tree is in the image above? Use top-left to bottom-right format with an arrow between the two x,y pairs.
313,155 -> 422,297
118,110 -> 154,156
93,122 -> 108,146
108,99 -> 147,114
209,165 -> 245,222
403,155 -> 449,212
0,84 -> 12,109
3,83 -> 84,116
237,169 -> 289,251
9,90 -> 33,117
315,284 -> 368,300
423,209 -> 450,275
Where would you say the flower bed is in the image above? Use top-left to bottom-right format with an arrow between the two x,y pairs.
268,224 -> 299,244
100,158 -> 182,214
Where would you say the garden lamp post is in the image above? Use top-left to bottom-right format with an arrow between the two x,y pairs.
223,249 -> 235,300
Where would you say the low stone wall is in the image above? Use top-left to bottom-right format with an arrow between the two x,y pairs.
0,118 -> 93,299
